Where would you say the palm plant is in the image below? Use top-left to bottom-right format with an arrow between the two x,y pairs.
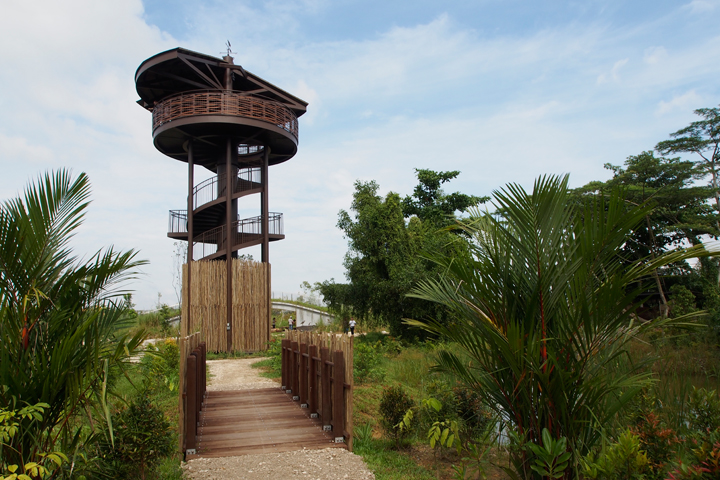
0,170 -> 146,470
407,175 -> 715,478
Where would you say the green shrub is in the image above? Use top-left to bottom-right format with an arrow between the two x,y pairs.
688,387 -> 720,433
379,385 -> 414,448
98,395 -> 174,480
581,430 -> 650,480
354,341 -> 386,384
141,339 -> 180,393
453,385 -> 492,439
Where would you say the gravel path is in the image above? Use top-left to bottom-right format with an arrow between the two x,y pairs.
183,357 -> 375,480
205,358 -> 279,391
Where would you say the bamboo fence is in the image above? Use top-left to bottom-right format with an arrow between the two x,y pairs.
181,258 -> 270,352
285,330 -> 354,450
178,331 -> 201,453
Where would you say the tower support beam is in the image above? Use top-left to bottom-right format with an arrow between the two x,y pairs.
226,138 -> 234,352
187,141 -> 194,329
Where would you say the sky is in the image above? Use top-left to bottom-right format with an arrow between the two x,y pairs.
1,0 -> 720,309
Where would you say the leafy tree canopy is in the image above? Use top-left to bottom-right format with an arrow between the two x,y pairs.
319,170 -> 482,337
401,168 -> 488,226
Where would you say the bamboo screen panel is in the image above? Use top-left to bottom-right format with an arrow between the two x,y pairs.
285,330 -> 354,451
181,259 -> 270,352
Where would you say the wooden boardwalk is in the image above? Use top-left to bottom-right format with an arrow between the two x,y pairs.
187,387 -> 345,459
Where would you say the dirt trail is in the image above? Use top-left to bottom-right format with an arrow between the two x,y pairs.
182,357 -> 375,480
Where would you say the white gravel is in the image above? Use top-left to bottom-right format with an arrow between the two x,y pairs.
206,358 -> 278,391
184,448 -> 375,480
183,357 -> 375,480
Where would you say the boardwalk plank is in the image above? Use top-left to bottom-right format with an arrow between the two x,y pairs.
191,387 -> 343,459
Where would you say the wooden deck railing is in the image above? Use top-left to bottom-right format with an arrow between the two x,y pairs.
281,331 -> 354,450
178,332 -> 206,456
152,90 -> 299,139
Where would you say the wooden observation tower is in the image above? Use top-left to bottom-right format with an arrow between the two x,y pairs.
135,47 -> 307,351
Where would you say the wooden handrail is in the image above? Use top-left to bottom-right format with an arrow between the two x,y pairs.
153,90 -> 299,139
281,331 -> 354,450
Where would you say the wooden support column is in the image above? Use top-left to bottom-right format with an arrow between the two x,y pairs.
261,146 -> 271,335
187,141 -> 193,332
225,138 -> 233,352
332,350 -> 345,439
321,347 -> 331,428
308,344 -> 318,416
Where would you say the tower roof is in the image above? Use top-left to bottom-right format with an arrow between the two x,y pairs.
135,47 -> 308,117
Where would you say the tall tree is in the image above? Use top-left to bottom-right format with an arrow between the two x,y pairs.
574,151 -> 717,316
326,170 -> 482,337
402,168 -> 487,226
408,175 -> 717,478
656,106 -> 720,231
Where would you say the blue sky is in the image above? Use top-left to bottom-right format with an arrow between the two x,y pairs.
1,0 -> 719,308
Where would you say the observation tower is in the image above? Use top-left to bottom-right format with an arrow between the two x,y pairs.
135,47 -> 307,351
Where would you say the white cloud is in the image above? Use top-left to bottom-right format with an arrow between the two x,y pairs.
685,0 -> 720,13
597,58 -> 629,84
656,90 -> 703,115
643,46 -> 667,64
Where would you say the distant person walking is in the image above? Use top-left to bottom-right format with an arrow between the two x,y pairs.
349,318 -> 356,336
288,316 -> 294,331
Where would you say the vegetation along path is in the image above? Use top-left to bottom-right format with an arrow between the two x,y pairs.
183,357 -> 375,479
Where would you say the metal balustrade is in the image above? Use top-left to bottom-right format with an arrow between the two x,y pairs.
191,213 -> 284,259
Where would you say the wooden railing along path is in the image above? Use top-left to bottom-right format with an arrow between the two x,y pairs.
178,332 -> 207,455
282,330 -> 354,450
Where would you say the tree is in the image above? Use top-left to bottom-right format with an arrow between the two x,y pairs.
329,170 -> 482,337
574,151 -> 717,316
407,175 -> 716,478
0,170 -> 146,467
402,168 -> 487,226
656,106 -> 720,231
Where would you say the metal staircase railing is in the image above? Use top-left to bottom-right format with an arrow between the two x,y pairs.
191,213 -> 284,259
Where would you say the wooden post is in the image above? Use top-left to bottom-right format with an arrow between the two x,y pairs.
291,341 -> 299,398
199,342 -> 206,403
321,346 -> 331,428
308,344 -> 318,416
333,350 -> 345,440
185,354 -> 197,453
281,339 -> 289,390
299,342 -> 308,407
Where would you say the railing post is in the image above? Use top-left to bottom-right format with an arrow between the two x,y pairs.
308,344 -> 318,417
299,342 -> 308,408
321,346 -> 331,430
281,339 -> 289,390
332,350 -> 345,442
199,342 -> 207,403
185,354 -> 197,454
193,348 -> 202,423
291,341 -> 299,399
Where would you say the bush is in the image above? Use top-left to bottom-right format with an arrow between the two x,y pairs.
688,387 -> 720,433
379,385 -> 414,448
354,341 -> 386,384
141,339 -> 180,393
98,395 -> 174,479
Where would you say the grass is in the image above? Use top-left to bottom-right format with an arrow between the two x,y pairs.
354,438 -> 437,480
